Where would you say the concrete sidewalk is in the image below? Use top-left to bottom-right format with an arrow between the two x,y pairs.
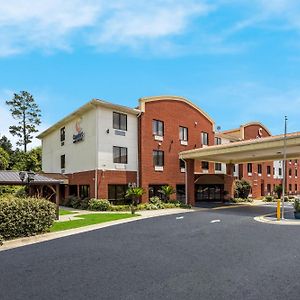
0,208 -> 197,252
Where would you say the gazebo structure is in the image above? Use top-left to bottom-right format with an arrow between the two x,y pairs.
0,171 -> 67,218
180,132 -> 300,206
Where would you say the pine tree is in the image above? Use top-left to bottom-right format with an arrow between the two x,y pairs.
6,91 -> 41,152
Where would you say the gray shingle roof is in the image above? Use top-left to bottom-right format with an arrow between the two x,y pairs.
0,171 -> 63,185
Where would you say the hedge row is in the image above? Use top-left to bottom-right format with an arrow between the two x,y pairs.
0,197 -> 56,241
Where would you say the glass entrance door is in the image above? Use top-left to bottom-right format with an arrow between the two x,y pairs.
195,184 -> 224,202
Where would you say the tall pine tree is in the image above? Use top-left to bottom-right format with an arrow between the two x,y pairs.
6,91 -> 41,152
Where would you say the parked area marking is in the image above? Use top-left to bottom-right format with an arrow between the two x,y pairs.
210,219 -> 221,223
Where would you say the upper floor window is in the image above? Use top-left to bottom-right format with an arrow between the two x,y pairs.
152,120 -> 164,137
279,168 -> 282,176
215,137 -> 221,145
289,168 -> 292,176
202,161 -> 209,170
202,132 -> 209,146
113,112 -> 127,131
179,126 -> 188,141
60,127 -> 65,142
296,169 -> 298,177
258,164 -> 262,174
60,154 -> 65,169
247,163 -> 252,173
153,150 -> 164,166
113,146 -> 128,164
267,166 -> 271,175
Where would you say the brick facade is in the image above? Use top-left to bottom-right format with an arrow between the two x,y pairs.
138,98 -> 214,202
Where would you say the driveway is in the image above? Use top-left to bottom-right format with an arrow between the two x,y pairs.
1,204 -> 299,300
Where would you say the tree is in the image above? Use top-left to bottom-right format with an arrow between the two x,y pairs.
0,147 -> 9,170
0,135 -> 13,155
274,185 -> 283,199
158,185 -> 175,202
234,179 -> 251,199
11,147 -> 42,172
6,91 -> 41,152
125,187 -> 144,214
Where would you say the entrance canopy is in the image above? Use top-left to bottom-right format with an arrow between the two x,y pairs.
180,132 -> 300,164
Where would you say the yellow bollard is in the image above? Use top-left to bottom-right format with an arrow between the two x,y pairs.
277,199 -> 281,221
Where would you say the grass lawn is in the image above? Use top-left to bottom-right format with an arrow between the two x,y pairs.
50,213 -> 138,232
59,209 -> 78,216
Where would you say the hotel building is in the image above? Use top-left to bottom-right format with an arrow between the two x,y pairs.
38,96 -> 299,204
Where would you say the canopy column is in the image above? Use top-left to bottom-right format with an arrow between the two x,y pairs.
186,159 -> 195,206
225,163 -> 235,199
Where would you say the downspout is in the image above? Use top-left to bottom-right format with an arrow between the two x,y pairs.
136,111 -> 143,187
181,157 -> 188,205
93,104 -> 99,199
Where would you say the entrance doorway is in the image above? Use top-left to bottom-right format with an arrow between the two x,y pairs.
195,184 -> 224,202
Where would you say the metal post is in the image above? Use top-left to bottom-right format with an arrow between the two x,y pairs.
281,116 -> 288,220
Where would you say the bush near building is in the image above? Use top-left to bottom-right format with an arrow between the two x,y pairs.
0,196 -> 56,242
234,179 -> 251,199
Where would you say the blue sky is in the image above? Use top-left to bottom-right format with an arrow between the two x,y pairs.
1,0 -> 300,148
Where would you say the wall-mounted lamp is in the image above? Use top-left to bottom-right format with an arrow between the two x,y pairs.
106,129 -> 110,134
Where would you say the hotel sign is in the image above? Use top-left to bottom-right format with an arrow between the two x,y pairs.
73,119 -> 85,143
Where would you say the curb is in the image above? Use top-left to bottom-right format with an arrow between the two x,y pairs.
254,210 -> 300,225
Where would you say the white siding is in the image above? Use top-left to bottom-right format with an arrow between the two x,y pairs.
42,109 -> 97,174
97,107 -> 138,171
41,105 -> 139,174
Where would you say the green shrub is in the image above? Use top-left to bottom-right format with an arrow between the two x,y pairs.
232,198 -> 253,203
80,198 -> 90,210
149,196 -> 165,209
294,198 -> 300,212
264,195 -> 274,202
109,205 -> 130,211
0,197 -> 56,241
145,203 -> 160,210
234,179 -> 251,199
70,196 -> 82,209
88,199 -> 110,211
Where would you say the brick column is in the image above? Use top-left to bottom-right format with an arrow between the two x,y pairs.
186,159 -> 195,206
225,163 -> 235,199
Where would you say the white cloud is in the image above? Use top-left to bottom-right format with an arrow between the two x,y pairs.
0,0 -> 213,56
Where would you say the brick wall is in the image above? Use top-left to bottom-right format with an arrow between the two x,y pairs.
139,98 -> 214,202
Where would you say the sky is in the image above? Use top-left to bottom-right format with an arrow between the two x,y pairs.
1,0 -> 300,149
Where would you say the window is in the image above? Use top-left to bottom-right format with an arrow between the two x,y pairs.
267,184 -> 271,194
289,184 -> 292,192
113,146 -> 128,164
202,132 -> 209,145
149,185 -> 167,199
247,163 -> 252,173
202,161 -> 209,170
153,150 -> 164,166
108,185 -> 128,203
267,166 -> 271,175
152,120 -> 164,136
179,159 -> 185,170
179,126 -> 188,141
279,168 -> 282,176
60,127 -> 65,142
258,164 -> 262,174
79,185 -> 90,199
295,184 -> 298,192
113,112 -> 127,131
215,163 -> 222,171
289,169 -> 292,176
215,137 -> 221,145
60,154 -> 65,169
69,185 -> 77,196
296,169 -> 298,177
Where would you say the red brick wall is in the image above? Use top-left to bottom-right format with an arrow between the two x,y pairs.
67,170 -> 137,199
139,98 -> 214,202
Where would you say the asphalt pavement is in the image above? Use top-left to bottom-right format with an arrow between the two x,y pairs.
1,204 -> 300,300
